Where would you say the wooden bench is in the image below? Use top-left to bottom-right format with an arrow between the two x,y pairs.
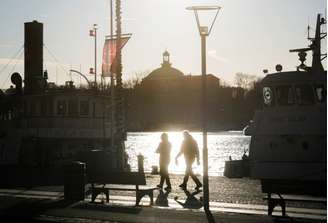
263,193 -> 326,216
89,172 -> 157,206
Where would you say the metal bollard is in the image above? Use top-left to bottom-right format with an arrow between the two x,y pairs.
137,154 -> 144,173
151,165 -> 159,175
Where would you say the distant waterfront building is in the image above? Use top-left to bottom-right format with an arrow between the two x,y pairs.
126,51 -> 221,130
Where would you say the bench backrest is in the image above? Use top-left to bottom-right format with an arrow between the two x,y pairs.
88,171 -> 146,185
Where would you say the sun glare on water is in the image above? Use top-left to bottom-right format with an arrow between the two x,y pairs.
125,131 -> 250,176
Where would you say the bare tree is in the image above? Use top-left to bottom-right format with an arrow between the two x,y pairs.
234,72 -> 261,90
123,70 -> 150,89
219,79 -> 231,87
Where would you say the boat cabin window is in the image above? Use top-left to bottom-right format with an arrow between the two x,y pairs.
68,99 -> 78,116
276,85 -> 294,106
315,85 -> 326,103
0,145 -> 4,161
48,99 -> 54,116
41,99 -> 47,115
92,102 -> 96,118
295,84 -> 315,105
30,101 -> 38,116
57,100 -> 66,115
23,101 -> 27,115
80,101 -> 89,116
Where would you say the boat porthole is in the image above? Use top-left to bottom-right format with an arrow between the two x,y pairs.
263,87 -> 273,105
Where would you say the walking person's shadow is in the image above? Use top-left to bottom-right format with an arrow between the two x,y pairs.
175,189 -> 216,223
174,188 -> 203,209
155,189 -> 171,207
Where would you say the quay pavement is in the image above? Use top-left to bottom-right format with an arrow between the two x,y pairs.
0,174 -> 325,223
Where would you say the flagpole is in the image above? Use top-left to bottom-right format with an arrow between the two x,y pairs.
115,0 -> 126,170
110,0 -> 115,148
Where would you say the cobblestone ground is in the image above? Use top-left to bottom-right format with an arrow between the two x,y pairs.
31,174 -> 325,209
109,174 -> 325,209
108,174 -> 265,205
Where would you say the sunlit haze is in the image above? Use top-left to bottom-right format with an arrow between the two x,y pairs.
0,0 -> 326,88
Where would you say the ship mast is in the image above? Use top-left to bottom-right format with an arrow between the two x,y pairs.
289,14 -> 326,73
311,14 -> 326,72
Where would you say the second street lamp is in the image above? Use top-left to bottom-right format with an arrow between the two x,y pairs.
186,5 -> 221,212
89,24 -> 98,88
69,69 -> 91,88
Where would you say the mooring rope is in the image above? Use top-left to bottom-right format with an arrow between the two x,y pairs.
0,45 -> 24,88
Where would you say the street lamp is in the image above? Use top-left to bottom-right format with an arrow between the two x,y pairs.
69,69 -> 91,88
89,24 -> 98,88
186,5 -> 221,212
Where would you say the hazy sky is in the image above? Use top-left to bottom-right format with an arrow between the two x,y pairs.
0,0 -> 326,88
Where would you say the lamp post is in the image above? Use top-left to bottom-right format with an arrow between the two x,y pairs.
89,24 -> 98,88
186,5 -> 221,212
69,69 -> 91,87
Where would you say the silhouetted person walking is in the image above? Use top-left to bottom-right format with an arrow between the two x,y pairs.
175,131 -> 202,190
156,133 -> 172,190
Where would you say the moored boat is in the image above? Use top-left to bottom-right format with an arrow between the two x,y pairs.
0,21 -> 129,173
248,14 -> 326,196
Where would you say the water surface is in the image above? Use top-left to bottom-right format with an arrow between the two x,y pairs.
126,131 -> 250,176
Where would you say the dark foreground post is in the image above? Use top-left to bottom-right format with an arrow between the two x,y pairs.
201,32 -> 209,211
186,5 -> 221,216
64,161 -> 86,201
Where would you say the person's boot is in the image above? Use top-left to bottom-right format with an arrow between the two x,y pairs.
164,186 -> 172,191
179,183 -> 187,190
195,183 -> 202,191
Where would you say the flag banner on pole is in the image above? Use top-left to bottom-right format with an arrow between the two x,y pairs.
102,36 -> 130,77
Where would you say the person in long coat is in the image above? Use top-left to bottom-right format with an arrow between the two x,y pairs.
175,130 -> 202,190
156,133 -> 172,190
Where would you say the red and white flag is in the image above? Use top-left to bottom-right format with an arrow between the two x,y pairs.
102,36 -> 130,77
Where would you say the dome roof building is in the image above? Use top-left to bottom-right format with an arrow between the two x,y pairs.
129,50 -> 221,130
142,51 -> 184,82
